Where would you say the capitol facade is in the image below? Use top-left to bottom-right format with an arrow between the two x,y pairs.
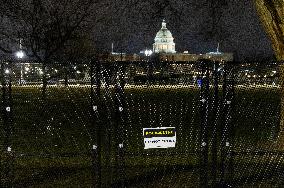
153,20 -> 176,54
108,19 -> 233,62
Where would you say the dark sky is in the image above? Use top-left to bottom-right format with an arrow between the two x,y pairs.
97,1 -> 274,61
0,1 -> 275,61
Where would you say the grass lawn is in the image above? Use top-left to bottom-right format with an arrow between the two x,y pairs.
0,85 -> 282,187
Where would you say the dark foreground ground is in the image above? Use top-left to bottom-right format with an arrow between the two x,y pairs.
0,85 -> 283,187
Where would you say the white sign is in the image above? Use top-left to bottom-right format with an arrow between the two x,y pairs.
143,127 -> 176,149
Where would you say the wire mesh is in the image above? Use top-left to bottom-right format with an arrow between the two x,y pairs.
0,59 -> 283,187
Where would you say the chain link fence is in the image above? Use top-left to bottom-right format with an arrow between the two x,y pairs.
0,59 -> 283,187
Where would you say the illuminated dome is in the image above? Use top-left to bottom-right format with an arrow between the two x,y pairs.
153,19 -> 176,54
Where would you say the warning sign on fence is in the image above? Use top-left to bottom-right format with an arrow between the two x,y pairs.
143,127 -> 176,149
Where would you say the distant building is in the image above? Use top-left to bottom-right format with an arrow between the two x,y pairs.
107,20 -> 233,62
153,19 -> 176,54
107,51 -> 233,62
106,53 -> 141,62
158,52 -> 233,62
152,20 -> 233,62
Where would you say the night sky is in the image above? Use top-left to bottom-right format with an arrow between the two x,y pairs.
0,1 -> 276,61
96,1 -> 274,61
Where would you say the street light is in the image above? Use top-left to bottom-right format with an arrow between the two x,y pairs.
144,49 -> 153,86
15,50 -> 26,85
15,50 -> 25,59
15,39 -> 26,85
39,69 -> 43,75
144,49 -> 153,57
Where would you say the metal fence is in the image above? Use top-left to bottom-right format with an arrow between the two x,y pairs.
0,59 -> 283,187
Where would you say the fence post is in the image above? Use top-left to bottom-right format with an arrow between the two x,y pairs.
103,62 -> 113,186
114,62 -> 126,187
227,62 -> 235,186
90,58 -> 102,188
0,60 -> 14,187
220,62 -> 234,187
220,63 -> 227,187
199,60 -> 210,188
211,60 -> 220,187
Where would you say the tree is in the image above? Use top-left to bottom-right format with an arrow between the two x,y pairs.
55,33 -> 95,86
254,0 -> 284,60
254,0 -> 284,149
0,0 -> 101,98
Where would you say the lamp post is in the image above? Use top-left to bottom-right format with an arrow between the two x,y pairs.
1,60 -> 14,186
144,49 -> 153,85
144,49 -> 153,58
15,39 -> 26,85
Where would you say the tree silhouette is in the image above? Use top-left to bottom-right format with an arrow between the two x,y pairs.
255,0 -> 284,60
0,0 -> 100,98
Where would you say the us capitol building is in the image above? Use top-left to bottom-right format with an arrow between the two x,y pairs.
153,19 -> 176,54
108,19 -> 233,62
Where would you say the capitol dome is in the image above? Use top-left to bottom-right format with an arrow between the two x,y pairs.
153,19 -> 176,54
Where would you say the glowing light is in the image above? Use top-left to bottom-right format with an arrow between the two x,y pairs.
15,50 -> 25,59
5,69 -> 10,74
144,50 -> 153,56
